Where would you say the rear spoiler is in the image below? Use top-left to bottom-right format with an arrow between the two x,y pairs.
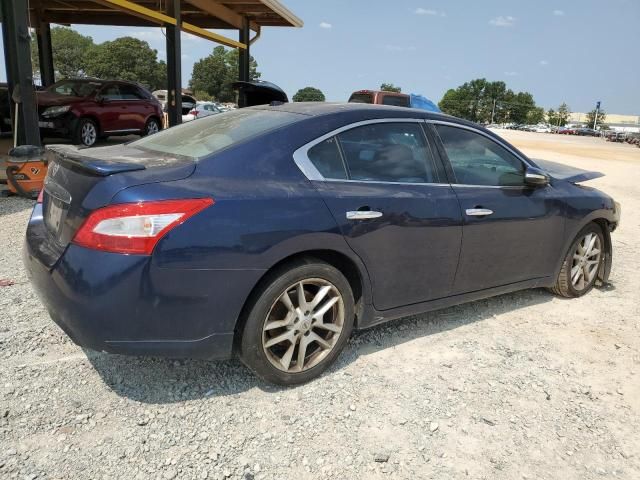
46,145 -> 145,177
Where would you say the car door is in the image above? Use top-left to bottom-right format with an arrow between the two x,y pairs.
97,83 -> 129,132
295,119 -> 463,311
430,122 -> 565,294
118,84 -> 152,131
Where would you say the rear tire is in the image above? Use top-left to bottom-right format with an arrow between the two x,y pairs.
239,259 -> 355,385
143,117 -> 160,136
549,223 -> 604,298
73,118 -> 98,147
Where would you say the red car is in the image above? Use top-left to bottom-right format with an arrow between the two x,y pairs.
37,79 -> 163,147
348,89 -> 411,107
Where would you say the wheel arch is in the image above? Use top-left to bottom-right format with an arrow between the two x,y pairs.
233,248 -> 372,349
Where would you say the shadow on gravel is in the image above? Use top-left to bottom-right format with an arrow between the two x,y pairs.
86,287 -> 556,404
0,196 -> 35,217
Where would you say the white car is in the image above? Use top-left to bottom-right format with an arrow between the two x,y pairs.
532,124 -> 551,133
182,101 -> 223,122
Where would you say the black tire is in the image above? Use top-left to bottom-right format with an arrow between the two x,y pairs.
73,117 -> 98,147
239,258 -> 355,385
142,117 -> 160,136
549,223 -> 604,298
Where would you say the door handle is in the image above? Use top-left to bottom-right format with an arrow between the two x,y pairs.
346,210 -> 383,220
465,208 -> 494,216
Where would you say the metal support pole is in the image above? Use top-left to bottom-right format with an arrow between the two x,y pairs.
1,0 -> 42,146
237,16 -> 250,107
36,22 -> 55,87
165,0 -> 182,127
490,99 -> 496,124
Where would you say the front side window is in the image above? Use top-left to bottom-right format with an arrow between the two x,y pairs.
337,123 -> 436,183
101,85 -> 122,101
381,95 -> 410,107
435,125 -> 525,186
48,80 -> 101,97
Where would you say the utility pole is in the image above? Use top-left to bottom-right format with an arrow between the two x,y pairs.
593,101 -> 600,130
490,99 -> 496,124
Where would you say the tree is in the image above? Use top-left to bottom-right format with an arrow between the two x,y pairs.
438,78 -> 539,124
193,90 -> 213,102
292,87 -> 325,102
380,83 -> 401,93
31,26 -> 94,80
556,103 -> 571,126
189,46 -> 260,102
546,108 -> 557,126
526,106 -> 545,124
585,108 -> 606,129
83,37 -> 166,90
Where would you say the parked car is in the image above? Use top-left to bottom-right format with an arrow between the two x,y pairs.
182,101 -> 223,122
152,90 -> 197,122
558,127 -> 577,135
576,128 -> 599,136
36,79 -> 163,147
349,90 -> 411,107
25,103 -> 620,385
532,124 -> 551,133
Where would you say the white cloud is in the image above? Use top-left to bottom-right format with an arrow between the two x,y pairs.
415,8 -> 446,16
504,71 -> 519,76
489,15 -> 515,27
129,30 -> 164,42
553,10 -> 565,16
319,22 -> 332,29
384,44 -> 417,52
539,60 -> 549,66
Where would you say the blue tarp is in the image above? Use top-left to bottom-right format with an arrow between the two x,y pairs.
409,94 -> 441,113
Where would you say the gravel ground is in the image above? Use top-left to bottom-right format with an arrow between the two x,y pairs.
1,132 -> 639,480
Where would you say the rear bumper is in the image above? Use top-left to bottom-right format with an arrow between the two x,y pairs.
24,210 -> 264,360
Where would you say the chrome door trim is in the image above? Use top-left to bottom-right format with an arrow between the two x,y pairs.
293,118 -> 431,182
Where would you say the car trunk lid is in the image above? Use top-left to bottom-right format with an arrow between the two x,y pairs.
39,144 -> 195,267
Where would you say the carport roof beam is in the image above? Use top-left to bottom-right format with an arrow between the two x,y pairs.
91,0 -> 249,49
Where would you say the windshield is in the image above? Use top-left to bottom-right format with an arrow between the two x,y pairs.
47,80 -> 102,97
130,108 -> 303,159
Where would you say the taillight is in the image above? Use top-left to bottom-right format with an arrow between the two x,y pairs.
190,109 -> 198,116
72,198 -> 214,255
37,189 -> 44,203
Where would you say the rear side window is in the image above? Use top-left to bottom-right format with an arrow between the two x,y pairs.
307,137 -> 347,179
130,109 -> 302,159
381,95 -> 410,107
119,84 -> 145,100
435,125 -> 524,186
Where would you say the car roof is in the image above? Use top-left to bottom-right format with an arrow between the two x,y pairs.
251,101 -> 461,123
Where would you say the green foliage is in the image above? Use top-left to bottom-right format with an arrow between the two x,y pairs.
526,106 -> 545,124
546,108 -> 557,125
380,83 -> 401,93
585,108 -> 606,128
292,87 -> 325,102
83,37 -> 167,90
193,90 -> 213,102
438,78 -> 539,124
557,103 -> 571,126
189,46 -> 260,102
31,27 -> 94,80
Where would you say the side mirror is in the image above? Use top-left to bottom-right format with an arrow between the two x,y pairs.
524,167 -> 550,187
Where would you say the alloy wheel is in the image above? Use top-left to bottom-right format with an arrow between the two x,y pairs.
262,278 -> 345,373
570,232 -> 601,291
81,122 -> 97,146
146,120 -> 159,135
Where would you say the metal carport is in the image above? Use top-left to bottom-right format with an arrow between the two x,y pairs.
0,0 -> 302,146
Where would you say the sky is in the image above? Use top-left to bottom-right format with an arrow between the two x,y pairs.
1,0 -> 639,114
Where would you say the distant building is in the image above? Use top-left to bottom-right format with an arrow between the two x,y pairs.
569,112 -> 640,133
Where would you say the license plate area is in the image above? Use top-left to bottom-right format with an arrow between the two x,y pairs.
44,194 -> 67,238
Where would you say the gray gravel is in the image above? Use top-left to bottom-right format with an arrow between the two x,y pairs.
1,142 -> 639,479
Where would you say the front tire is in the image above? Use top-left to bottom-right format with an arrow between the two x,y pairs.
73,118 -> 98,147
143,117 -> 160,136
239,259 -> 355,385
549,223 -> 604,298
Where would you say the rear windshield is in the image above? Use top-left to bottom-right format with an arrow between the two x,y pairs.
381,95 -> 410,107
130,108 -> 302,159
348,93 -> 374,104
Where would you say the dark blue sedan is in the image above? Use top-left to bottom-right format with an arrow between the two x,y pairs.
24,103 -> 620,384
